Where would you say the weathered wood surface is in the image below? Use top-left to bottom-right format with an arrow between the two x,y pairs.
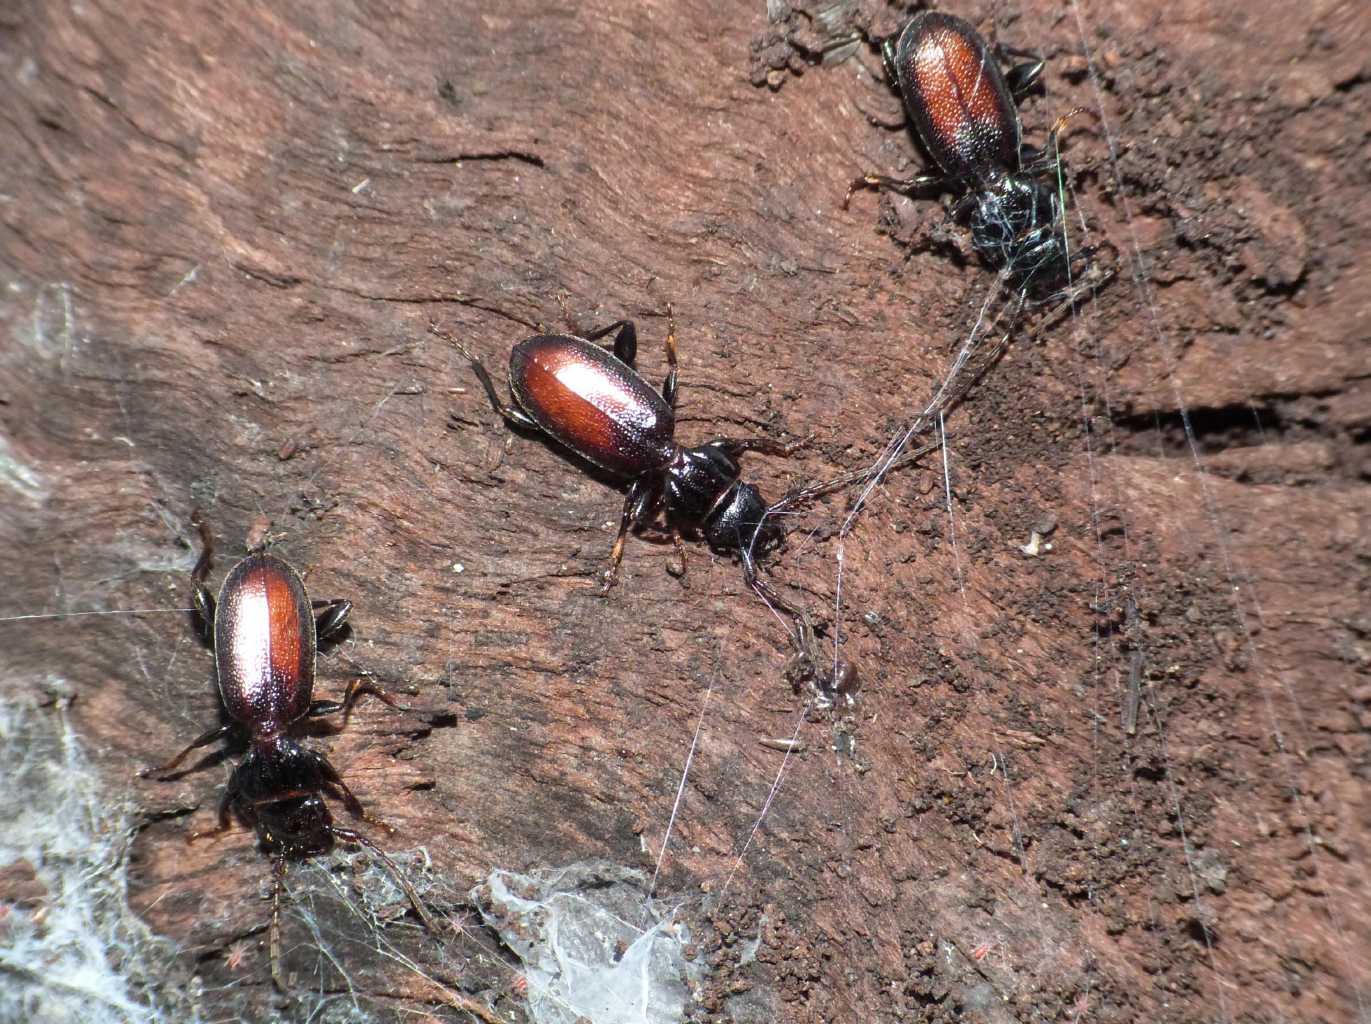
2,0 -> 1368,1020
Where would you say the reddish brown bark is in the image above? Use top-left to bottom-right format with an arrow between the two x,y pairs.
1,0 -> 1367,1020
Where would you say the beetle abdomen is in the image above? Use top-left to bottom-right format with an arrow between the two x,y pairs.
893,12 -> 1020,181
215,554 -> 315,729
509,335 -> 677,476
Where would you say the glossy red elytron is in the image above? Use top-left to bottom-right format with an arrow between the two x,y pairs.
509,334 -> 677,477
890,11 -> 1021,182
213,553 -> 315,731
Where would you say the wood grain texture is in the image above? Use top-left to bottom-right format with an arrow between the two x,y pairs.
1,0 -> 1368,1020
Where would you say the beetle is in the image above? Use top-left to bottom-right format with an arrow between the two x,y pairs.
435,315 -> 862,699
142,514 -> 435,989
845,11 -> 1090,299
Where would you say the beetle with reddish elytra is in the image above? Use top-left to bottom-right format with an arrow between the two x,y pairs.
435,314 -> 939,704
141,513 -> 436,990
845,11 -> 1096,301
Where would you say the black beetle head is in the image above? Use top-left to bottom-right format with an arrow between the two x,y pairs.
255,794 -> 335,857
968,172 -> 1068,292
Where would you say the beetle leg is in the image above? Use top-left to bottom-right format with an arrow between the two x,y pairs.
844,171 -> 947,209
665,528 -> 688,584
1020,148 -> 1066,179
1017,141 -> 1046,169
268,853 -> 289,992
189,509 -> 214,583
430,323 -> 541,430
581,319 -> 638,367
327,780 -> 377,825
949,190 -> 982,223
879,37 -> 900,87
187,786 -> 237,845
1001,54 -> 1045,99
738,545 -> 846,701
329,785 -> 395,835
467,354 -> 540,430
306,677 -> 410,727
311,598 -> 351,641
740,545 -> 799,645
1025,251 -> 1113,309
312,756 -> 393,832
142,722 -> 234,778
602,476 -> 656,594
660,306 -> 678,408
191,582 -> 216,645
997,42 -> 1042,62
739,546 -> 822,687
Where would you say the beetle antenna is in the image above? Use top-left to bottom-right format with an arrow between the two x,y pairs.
1030,106 -> 1097,175
331,827 -> 439,935
767,439 -> 943,517
428,321 -> 477,364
